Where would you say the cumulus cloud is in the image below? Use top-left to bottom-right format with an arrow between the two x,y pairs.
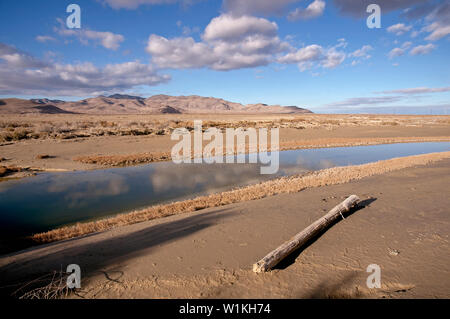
277,41 -> 346,71
55,20 -> 124,50
409,43 -> 436,55
146,35 -> 216,69
387,23 -> 412,35
146,14 -> 290,71
388,47 -> 405,59
402,41 -> 412,49
349,44 -> 373,66
350,45 -> 373,58
203,14 -> 278,41
0,43 -> 170,95
288,0 -> 326,21
0,43 -> 47,69
146,14 -> 350,72
278,44 -> 322,64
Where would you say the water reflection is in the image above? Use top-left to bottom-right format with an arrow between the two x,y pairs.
0,142 -> 449,239
150,163 -> 265,194
46,173 -> 130,208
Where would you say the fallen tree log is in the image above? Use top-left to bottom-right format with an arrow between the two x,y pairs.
253,194 -> 360,273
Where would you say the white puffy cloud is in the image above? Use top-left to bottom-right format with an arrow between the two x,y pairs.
146,14 -> 290,71
83,30 -> 125,50
409,43 -> 436,55
147,14 -> 352,72
387,23 -> 412,35
277,44 -> 323,64
321,48 -> 346,69
0,43 -> 47,69
288,0 -> 326,21
388,47 -> 405,59
55,21 -> 125,50
277,41 -> 346,71
146,35 -> 215,69
0,43 -> 170,95
402,41 -> 412,49
350,45 -> 373,58
349,45 -> 373,66
203,14 -> 278,41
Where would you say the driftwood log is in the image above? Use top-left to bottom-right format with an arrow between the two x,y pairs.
253,195 -> 360,273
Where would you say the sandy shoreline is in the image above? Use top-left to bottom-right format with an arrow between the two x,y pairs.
1,155 -> 449,298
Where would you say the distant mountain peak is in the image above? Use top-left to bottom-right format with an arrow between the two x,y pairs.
2,95 -> 312,115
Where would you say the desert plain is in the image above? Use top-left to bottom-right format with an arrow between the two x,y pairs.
0,111 -> 449,299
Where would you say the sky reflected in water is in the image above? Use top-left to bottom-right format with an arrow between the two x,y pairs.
0,142 -> 449,238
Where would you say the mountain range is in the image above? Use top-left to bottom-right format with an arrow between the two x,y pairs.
0,94 -> 312,114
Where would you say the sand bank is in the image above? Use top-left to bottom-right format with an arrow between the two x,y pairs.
1,156 -> 449,298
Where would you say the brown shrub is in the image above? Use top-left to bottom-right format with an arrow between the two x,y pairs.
36,154 -> 51,159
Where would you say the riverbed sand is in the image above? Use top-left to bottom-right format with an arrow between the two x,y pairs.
1,156 -> 449,299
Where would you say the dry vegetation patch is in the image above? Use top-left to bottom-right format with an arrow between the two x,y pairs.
74,152 -> 171,166
0,165 -> 22,177
1,114 -> 449,143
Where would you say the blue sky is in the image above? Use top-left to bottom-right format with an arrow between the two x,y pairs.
0,0 -> 449,114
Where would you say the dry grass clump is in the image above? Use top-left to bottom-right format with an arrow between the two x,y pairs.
0,165 -> 22,177
74,152 -> 171,166
32,151 -> 450,244
280,136 -> 450,150
72,136 -> 450,167
13,270 -> 74,299
36,154 -> 52,159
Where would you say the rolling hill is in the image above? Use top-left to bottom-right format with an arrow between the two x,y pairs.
0,94 -> 312,114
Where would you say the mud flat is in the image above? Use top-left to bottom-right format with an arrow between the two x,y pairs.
1,153 -> 449,299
